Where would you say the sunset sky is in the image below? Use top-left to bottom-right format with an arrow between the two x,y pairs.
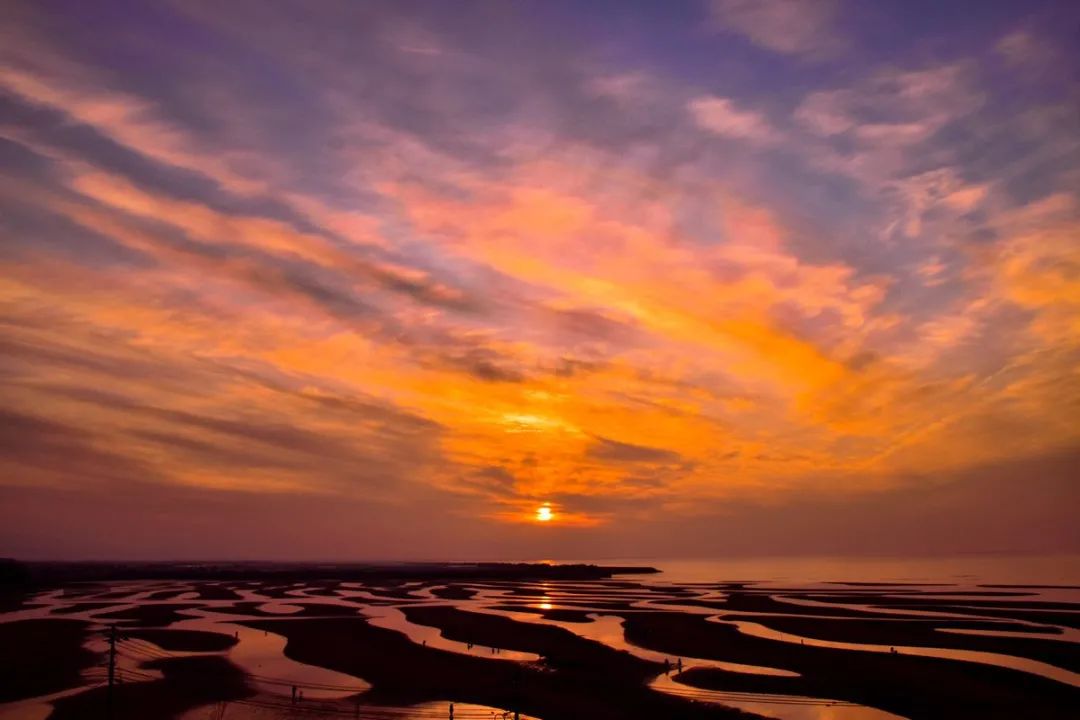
1,0 -> 1078,560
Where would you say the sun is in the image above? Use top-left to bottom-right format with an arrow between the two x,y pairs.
535,505 -> 554,522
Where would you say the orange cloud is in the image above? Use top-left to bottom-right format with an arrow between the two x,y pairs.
2,2 -> 1077,555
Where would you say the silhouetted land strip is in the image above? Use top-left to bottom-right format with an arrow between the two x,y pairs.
0,589 -> 28,614
794,592 -> 1080,629
826,582 -> 951,586
893,604 -> 1080,630
677,593 -> 933,618
718,614 -> 1079,671
0,619 -> 96,702
126,628 -> 239,652
802,593 -> 1079,610
431,584 -> 477,599
243,615 -> 752,719
188,583 -> 246,601
508,588 -> 1080,669
15,560 -> 657,585
142,588 -> 194,601
620,611 -> 1079,719
898,590 -> 1035,597
57,585 -> 112,599
50,602 -> 125,615
683,590 -> 1080,629
490,604 -> 597,622
95,603 -> 204,626
211,601 -> 364,617
363,584 -> 433,600
48,655 -> 250,720
499,586 -> 659,602
517,598 -> 652,611
980,584 -> 1080,590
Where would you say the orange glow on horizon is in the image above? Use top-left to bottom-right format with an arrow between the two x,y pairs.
1,1 -> 1077,560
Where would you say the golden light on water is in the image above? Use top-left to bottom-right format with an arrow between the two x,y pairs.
535,505 -> 554,522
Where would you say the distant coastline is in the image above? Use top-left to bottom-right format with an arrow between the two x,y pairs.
0,558 -> 659,585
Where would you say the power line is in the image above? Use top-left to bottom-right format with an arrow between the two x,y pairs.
120,637 -> 174,658
656,684 -> 859,706
224,697 -> 520,718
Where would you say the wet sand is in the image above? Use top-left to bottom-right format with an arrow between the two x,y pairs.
717,614 -> 1079,671
431,585 -> 477,599
0,619 -> 96,702
188,584 -> 246,601
2,564 -> 1077,719
803,594 -> 1079,611
244,616 -> 752,719
56,585 -> 112,599
621,611 -> 1079,719
980,584 -> 1080,590
402,605 -> 650,673
908,605 -> 1080,629
0,591 -> 29,613
95,603 -> 204,626
678,593 -> 937,619
49,602 -> 121,615
362,585 -> 432,600
775,591 -> 1080,629
209,601 -> 364,617
48,656 -> 250,720
143,588 -> 195,601
489,604 -> 597,622
126,628 -> 239,652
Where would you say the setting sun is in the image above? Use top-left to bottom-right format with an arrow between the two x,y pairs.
1,2 -> 1077,717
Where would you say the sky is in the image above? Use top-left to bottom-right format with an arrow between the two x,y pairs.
1,0 -> 1078,561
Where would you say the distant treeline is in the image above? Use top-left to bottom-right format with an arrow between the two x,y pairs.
3,559 -> 658,585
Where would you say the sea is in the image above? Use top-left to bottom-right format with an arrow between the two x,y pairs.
528,554 -> 1080,588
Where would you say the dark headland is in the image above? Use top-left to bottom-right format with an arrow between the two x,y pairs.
7,559 -> 658,586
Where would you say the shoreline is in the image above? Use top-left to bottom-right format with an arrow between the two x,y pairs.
6,560 -> 660,586
2,572 -> 1077,719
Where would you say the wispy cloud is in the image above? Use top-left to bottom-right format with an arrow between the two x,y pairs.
708,0 -> 841,56
1,0 -> 1077,557
688,96 -> 778,143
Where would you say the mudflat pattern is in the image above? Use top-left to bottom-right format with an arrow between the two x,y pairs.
1,575 -> 1078,719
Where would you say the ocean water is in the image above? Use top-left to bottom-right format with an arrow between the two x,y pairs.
548,554 -> 1080,587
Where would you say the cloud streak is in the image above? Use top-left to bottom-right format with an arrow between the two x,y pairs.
0,0 -> 1077,558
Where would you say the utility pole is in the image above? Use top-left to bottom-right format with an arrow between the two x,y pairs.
107,624 -> 117,717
